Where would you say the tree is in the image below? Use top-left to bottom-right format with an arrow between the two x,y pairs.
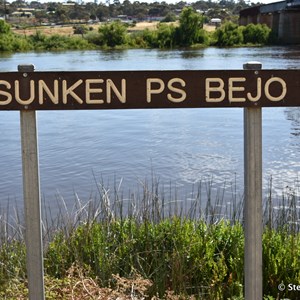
53,5 -> 69,23
175,7 -> 204,46
68,5 -> 90,21
85,2 -> 98,18
96,4 -> 110,22
156,23 -> 175,48
131,2 -> 148,20
98,21 -> 127,47
122,0 -> 133,16
34,10 -> 49,25
148,3 -> 170,17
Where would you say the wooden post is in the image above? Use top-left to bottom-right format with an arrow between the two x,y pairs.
19,65 -> 45,300
243,62 -> 263,300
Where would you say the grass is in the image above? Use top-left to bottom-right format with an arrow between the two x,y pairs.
0,177 -> 300,299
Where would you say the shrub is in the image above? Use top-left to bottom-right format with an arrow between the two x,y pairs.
156,23 -> 176,48
0,19 -> 11,35
243,23 -> 271,45
43,217 -> 300,299
85,31 -> 104,46
214,22 -> 272,46
0,34 -> 15,52
73,25 -> 89,36
65,36 -> 93,50
128,31 -> 148,48
98,21 -> 128,47
139,29 -> 159,48
0,241 -> 26,277
0,33 -> 32,52
161,13 -> 177,23
11,35 -> 33,52
1,190 -> 300,299
263,228 -> 300,298
28,33 -> 92,51
214,22 -> 244,46
44,218 -> 245,298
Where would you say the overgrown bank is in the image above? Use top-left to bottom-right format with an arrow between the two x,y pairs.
0,8 -> 274,52
1,218 -> 300,299
1,181 -> 300,299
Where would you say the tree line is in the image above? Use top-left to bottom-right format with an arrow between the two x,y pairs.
0,7 -> 273,52
0,0 -> 254,25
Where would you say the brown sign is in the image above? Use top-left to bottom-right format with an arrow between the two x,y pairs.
0,70 -> 299,110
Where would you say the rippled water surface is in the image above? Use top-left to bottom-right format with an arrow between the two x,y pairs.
0,47 -> 300,213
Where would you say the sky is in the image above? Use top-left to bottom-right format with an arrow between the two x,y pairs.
14,0 -> 285,4
5,0 -> 284,5
108,0 -> 282,3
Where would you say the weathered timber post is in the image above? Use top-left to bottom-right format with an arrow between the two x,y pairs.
19,64 -> 45,300
243,61 -> 263,300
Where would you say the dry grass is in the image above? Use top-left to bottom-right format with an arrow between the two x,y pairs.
12,22 -> 215,37
129,21 -> 160,31
59,265 -> 153,300
12,22 -> 160,37
13,25 -> 92,37
203,24 -> 216,32
3,264 -> 195,299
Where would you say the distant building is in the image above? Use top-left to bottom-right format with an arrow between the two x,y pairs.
239,1 -> 300,44
210,18 -> 221,26
62,2 -> 76,6
11,9 -> 34,18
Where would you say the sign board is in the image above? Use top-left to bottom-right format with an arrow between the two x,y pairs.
0,69 -> 299,110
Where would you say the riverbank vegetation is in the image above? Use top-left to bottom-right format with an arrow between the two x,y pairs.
0,179 -> 300,299
0,7 -> 274,52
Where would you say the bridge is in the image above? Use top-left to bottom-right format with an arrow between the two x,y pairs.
239,0 -> 300,44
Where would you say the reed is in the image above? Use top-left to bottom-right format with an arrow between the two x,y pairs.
0,177 -> 299,299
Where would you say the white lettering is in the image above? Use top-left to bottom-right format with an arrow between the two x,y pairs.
39,80 -> 59,104
86,79 -> 104,104
0,80 -> 12,105
146,78 -> 165,103
167,78 -> 186,103
265,77 -> 287,102
288,283 -> 300,291
205,78 -> 225,102
247,78 -> 262,102
107,79 -> 126,103
62,80 -> 83,104
15,80 -> 35,105
229,77 -> 246,102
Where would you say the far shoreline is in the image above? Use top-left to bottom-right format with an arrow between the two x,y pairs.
12,21 -> 217,37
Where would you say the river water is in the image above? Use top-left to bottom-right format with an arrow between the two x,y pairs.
0,47 -> 300,215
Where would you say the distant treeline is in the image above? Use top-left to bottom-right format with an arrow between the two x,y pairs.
1,0 -> 250,25
0,8 -> 273,52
